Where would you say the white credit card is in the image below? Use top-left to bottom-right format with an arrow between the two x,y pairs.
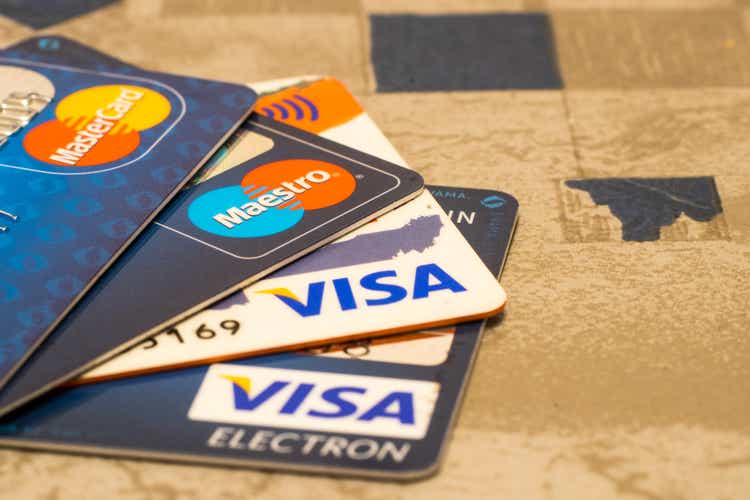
77,77 -> 506,383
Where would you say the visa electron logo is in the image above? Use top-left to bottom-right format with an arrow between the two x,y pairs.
188,159 -> 356,238
23,85 -> 170,167
256,263 -> 466,317
188,365 -> 439,439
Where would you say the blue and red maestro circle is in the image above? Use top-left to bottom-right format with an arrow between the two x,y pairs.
187,159 -> 357,238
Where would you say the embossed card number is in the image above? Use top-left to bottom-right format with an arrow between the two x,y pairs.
0,91 -> 52,147
135,319 -> 242,351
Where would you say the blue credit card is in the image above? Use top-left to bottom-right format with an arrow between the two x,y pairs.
0,39 -> 257,388
0,186 -> 518,479
0,37 -> 423,417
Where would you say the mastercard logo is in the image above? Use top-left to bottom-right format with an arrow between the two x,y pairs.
23,85 -> 171,167
188,159 -> 356,238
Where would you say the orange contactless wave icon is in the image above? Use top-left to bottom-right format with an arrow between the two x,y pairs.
23,85 -> 171,167
256,78 -> 363,134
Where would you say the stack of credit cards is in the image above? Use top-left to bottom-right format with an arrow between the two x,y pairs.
0,37 -> 518,479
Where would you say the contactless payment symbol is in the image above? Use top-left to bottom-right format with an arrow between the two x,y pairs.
188,159 -> 356,238
256,78 -> 363,134
24,85 -> 170,167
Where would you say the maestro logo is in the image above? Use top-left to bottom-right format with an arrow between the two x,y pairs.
23,85 -> 171,167
188,159 -> 356,238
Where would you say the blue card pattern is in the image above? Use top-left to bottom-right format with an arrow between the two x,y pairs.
0,40 -> 257,386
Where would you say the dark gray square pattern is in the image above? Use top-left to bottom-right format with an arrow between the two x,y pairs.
370,13 -> 562,92
0,0 -> 118,29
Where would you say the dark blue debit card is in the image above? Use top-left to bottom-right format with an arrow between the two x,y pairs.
0,37 -> 423,417
0,38 -> 258,388
0,186 -> 518,479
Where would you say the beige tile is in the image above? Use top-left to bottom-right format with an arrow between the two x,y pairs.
361,0 -> 529,14
740,7 -> 750,45
0,16 -> 34,48
3,424 -> 750,500
549,0 -> 733,8
159,0 -> 362,15
38,5 -> 367,95
122,0 -> 164,17
553,9 -> 750,88
441,428 -> 750,500
359,91 -> 580,185
566,89 -> 750,178
463,236 -> 750,431
718,176 -> 750,243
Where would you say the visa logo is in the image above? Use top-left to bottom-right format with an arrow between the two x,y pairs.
189,365 -> 439,439
256,263 -> 466,317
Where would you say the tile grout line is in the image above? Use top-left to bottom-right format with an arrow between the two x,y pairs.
549,8 -> 583,178
560,90 -> 584,178
357,5 -> 376,96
